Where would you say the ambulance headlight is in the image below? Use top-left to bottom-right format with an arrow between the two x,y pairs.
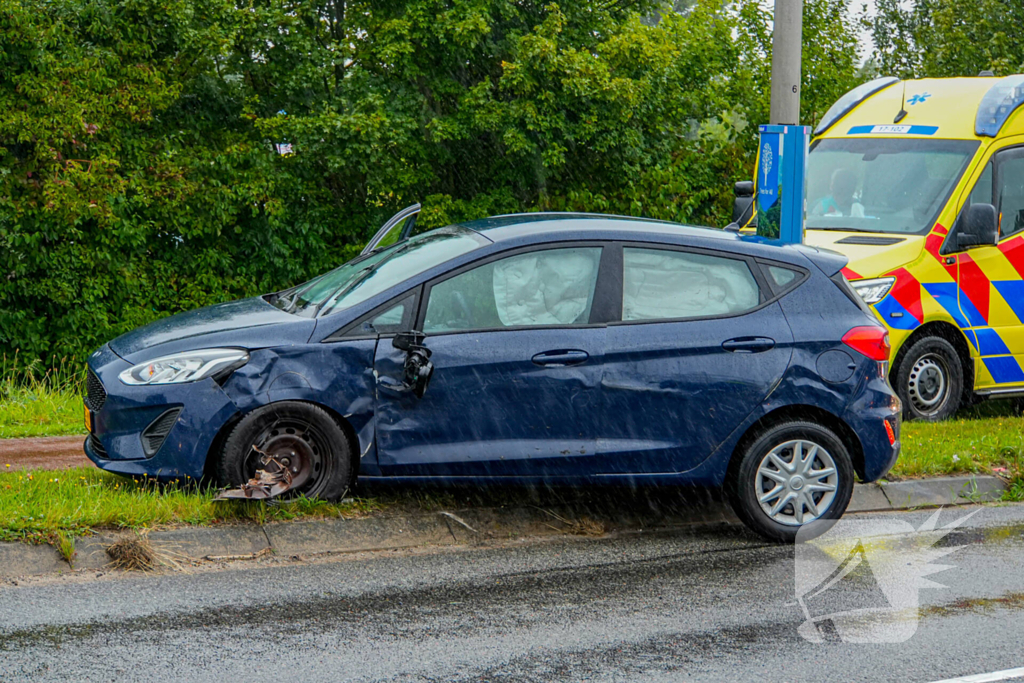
851,277 -> 896,305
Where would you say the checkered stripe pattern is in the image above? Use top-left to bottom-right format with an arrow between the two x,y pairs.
872,224 -> 1024,384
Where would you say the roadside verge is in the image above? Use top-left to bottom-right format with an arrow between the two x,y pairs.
0,475 -> 1008,580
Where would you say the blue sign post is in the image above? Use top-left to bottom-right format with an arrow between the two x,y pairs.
756,124 -> 810,244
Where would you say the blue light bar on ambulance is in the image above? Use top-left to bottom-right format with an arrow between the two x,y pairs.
813,77 -> 900,137
975,75 -> 1024,137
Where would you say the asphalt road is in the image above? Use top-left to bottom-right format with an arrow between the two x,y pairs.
2,505 -> 1023,682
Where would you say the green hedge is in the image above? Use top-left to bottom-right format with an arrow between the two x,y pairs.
0,0 -> 863,366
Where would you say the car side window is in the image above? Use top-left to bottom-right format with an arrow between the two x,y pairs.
766,265 -> 800,289
335,293 -> 416,339
423,247 -> 603,333
621,247 -> 760,322
996,152 -> 1024,239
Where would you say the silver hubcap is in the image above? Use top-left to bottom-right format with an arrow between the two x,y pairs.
755,439 -> 839,526
907,354 -> 948,413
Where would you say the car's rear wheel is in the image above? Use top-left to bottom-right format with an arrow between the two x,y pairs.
727,421 -> 854,543
895,336 -> 963,421
218,402 -> 353,501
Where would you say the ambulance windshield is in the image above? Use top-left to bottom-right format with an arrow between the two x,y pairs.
806,138 -> 978,235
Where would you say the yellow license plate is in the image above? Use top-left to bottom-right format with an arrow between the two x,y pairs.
84,404 -> 92,433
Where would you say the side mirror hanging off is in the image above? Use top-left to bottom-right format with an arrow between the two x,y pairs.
390,331 -> 434,398
393,330 -> 426,352
957,203 -> 999,249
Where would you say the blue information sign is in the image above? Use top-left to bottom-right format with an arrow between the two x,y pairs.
756,124 -> 809,244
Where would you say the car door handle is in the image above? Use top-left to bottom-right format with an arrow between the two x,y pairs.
722,337 -> 776,353
532,349 -> 590,367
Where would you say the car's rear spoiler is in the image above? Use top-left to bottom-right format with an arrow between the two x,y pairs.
791,244 -> 849,277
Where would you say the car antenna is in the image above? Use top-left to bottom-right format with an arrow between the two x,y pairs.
894,81 -> 908,123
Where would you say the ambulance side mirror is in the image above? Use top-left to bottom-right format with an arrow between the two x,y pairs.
731,181 -> 756,227
957,203 -> 998,250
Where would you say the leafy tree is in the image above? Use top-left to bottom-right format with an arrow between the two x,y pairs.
0,0 -> 864,365
868,0 -> 1024,78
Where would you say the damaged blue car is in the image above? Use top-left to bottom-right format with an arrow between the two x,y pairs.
84,212 -> 900,541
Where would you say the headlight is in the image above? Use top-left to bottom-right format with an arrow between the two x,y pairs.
851,277 -> 896,305
119,348 -> 249,386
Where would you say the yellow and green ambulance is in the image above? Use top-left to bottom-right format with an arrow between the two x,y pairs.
762,75 -> 1024,420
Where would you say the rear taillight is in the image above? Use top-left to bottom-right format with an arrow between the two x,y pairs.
842,325 -> 890,361
884,418 -> 897,446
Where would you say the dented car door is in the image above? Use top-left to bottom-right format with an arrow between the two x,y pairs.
374,245 -> 608,478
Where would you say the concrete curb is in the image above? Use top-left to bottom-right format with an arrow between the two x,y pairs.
849,475 -> 1007,512
0,475 -> 1008,580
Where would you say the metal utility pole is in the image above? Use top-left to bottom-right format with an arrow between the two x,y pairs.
769,0 -> 804,125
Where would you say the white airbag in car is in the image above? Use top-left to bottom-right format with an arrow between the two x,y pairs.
623,249 -> 758,321
492,251 -> 597,326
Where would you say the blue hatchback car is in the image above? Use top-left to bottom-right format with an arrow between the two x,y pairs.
84,214 -> 901,541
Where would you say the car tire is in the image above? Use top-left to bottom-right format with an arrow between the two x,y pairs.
727,421 -> 854,543
895,336 -> 963,421
218,401 -> 353,501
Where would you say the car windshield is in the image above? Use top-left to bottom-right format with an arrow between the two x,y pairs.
268,227 -> 488,317
805,138 -> 978,235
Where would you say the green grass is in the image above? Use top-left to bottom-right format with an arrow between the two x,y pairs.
0,356 -> 86,439
0,466 -> 393,543
893,399 -> 1024,480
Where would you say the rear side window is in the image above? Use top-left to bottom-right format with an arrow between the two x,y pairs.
621,247 -> 760,322
767,265 -> 800,289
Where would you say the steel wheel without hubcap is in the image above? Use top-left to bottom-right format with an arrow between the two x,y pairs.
907,353 -> 949,414
243,418 -> 332,498
755,439 -> 839,526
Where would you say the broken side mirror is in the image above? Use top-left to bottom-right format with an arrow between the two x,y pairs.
393,330 -> 426,352
390,331 -> 434,398
956,203 -> 998,250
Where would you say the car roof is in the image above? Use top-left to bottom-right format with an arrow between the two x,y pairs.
455,212 -> 823,264
460,212 -> 736,242
457,212 -> 853,275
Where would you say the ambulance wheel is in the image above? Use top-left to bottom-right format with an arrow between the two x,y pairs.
896,336 -> 962,422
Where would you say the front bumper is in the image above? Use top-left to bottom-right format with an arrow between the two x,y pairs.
84,344 -> 238,481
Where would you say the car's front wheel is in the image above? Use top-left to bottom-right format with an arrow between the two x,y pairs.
218,401 -> 353,501
727,421 -> 854,543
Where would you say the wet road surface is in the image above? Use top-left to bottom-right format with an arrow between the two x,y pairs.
2,504 -> 1023,682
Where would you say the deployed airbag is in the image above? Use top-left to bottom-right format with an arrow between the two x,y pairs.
492,249 -> 600,326
623,248 -> 759,321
